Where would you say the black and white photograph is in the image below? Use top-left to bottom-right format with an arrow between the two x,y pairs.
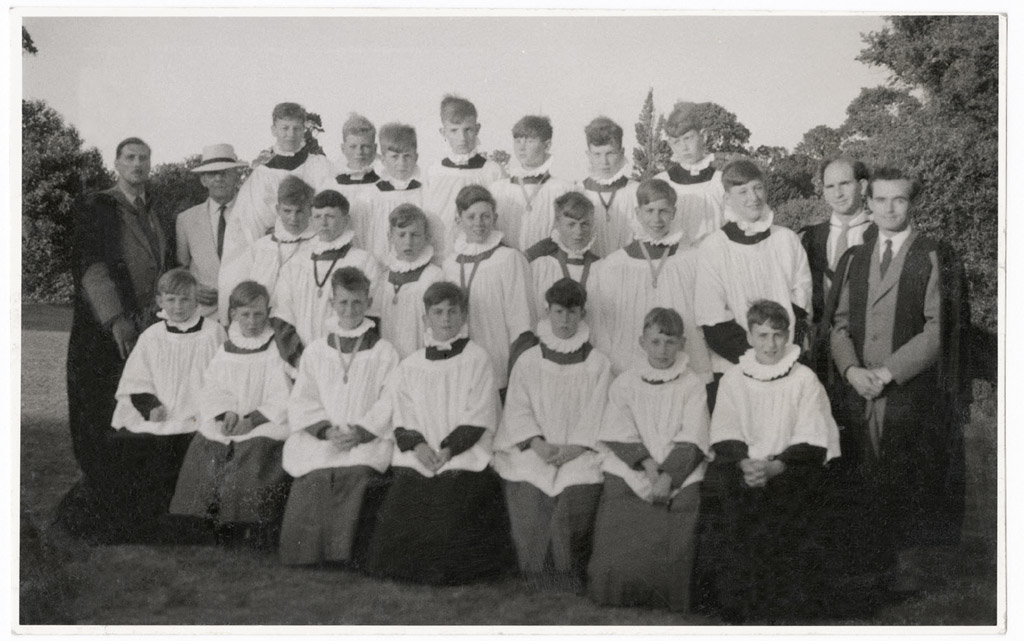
15,5 -> 1005,631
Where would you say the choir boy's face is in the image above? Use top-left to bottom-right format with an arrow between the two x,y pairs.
667,129 -> 706,165
822,161 -> 867,217
458,201 -> 497,244
868,179 -> 914,235
425,300 -> 466,342
276,202 -> 311,236
381,147 -> 418,181
331,287 -> 371,331
514,135 -> 551,169
586,143 -> 625,180
311,206 -> 349,242
724,179 -> 767,223
555,213 -> 594,251
636,199 -> 676,240
271,117 -> 306,154
158,288 -> 199,323
233,297 -> 270,338
748,322 -> 789,365
390,220 -> 429,262
441,118 -> 481,155
548,303 -> 585,340
342,133 -> 377,169
639,325 -> 684,370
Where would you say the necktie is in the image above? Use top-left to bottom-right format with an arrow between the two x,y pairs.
133,196 -> 160,258
832,219 -> 851,269
879,239 -> 893,278
216,205 -> 227,259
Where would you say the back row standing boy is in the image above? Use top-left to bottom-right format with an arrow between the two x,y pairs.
320,113 -> 382,242
576,116 -> 638,257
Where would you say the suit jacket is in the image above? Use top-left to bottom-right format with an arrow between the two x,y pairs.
176,199 -> 228,316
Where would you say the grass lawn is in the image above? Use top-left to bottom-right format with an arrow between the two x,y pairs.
18,305 -> 1000,627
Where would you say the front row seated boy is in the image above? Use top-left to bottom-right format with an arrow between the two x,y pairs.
278,267 -> 400,566
702,300 -> 840,623
109,268 -> 226,542
364,282 -> 512,585
494,278 -> 611,592
586,307 -> 710,613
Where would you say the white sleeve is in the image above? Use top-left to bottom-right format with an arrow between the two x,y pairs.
567,355 -> 612,448
496,353 -> 544,449
287,351 -> 331,432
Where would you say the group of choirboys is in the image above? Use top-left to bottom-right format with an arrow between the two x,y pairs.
91,96 -> 954,623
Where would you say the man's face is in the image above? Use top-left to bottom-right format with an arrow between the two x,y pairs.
115,143 -> 151,187
586,143 -> 625,179
869,179 -> 914,234
271,117 -> 305,154
342,133 -> 376,169
441,118 -> 481,155
822,161 -> 867,217
199,169 -> 241,204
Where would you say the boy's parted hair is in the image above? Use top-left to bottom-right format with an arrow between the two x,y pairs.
512,115 -> 553,142
545,277 -> 587,309
423,281 -> 469,313
331,266 -> 372,296
642,307 -> 685,338
272,102 -> 306,124
342,113 -> 376,140
817,156 -> 870,185
746,299 -> 791,331
277,175 -> 315,208
663,101 -> 702,138
228,280 -> 271,320
721,159 -> 766,190
584,116 -> 624,149
636,178 -> 678,207
389,203 -> 431,235
116,137 -> 150,159
455,184 -> 496,214
440,95 -> 478,124
554,191 -> 595,221
379,122 -> 418,153
866,166 -> 922,201
157,267 -> 199,295
312,189 -> 350,214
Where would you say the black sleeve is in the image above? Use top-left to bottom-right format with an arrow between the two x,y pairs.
518,435 -> 542,451
269,317 -> 304,368
792,304 -> 810,347
246,410 -> 269,427
660,443 -> 706,489
603,441 -> 653,469
702,321 -> 750,364
774,443 -> 827,467
304,420 -> 333,440
350,425 -> 378,444
394,428 -> 427,452
507,331 -> 539,380
711,439 -> 749,464
440,425 -> 487,457
130,393 -> 162,420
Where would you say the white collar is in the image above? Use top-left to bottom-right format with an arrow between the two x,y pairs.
536,319 -> 590,354
273,218 -> 316,242
388,245 -> 434,272
738,344 -> 801,381
639,353 -> 690,383
878,226 -> 913,257
551,228 -> 595,259
228,323 -> 274,349
342,162 -> 375,177
445,147 -> 483,165
380,166 -> 421,189
725,205 -> 775,234
672,153 -> 715,175
332,317 -> 375,338
272,145 -> 302,157
509,156 -> 552,179
312,229 -> 356,254
454,230 -> 504,256
589,161 -> 632,186
634,229 -> 684,247
830,210 -> 871,229
157,308 -> 203,331
423,324 -> 470,350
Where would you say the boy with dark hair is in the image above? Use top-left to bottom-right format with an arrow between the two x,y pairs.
576,116 -> 638,256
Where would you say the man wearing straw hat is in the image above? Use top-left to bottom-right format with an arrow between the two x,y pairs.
176,144 -> 249,318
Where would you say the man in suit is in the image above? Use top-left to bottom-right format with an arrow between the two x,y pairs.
830,167 -> 971,593
176,144 -> 248,318
56,136 -> 174,542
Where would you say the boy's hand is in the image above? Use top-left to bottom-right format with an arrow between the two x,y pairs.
149,405 -> 168,423
641,457 -> 660,487
530,437 -> 559,462
231,417 -> 255,436
847,366 -> 884,400
740,458 -> 768,488
196,285 -> 218,307
651,472 -> 673,504
414,443 -> 441,471
220,411 -> 239,435
110,316 -> 139,360
436,447 -> 452,469
765,459 -> 786,481
328,427 -> 360,452
549,444 -> 586,467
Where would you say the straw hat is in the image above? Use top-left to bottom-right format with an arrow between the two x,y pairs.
191,143 -> 249,173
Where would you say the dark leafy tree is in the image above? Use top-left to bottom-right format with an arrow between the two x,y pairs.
632,88 -> 671,180
794,124 -> 843,161
690,102 -> 751,154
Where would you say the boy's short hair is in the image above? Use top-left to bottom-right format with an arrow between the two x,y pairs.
423,281 -> 469,314
389,203 -> 431,235
512,115 -> 553,142
331,266 -> 371,297
272,102 -> 306,124
157,267 -> 199,295
440,95 -> 478,124
721,159 -> 766,190
817,156 -> 870,185
554,191 -> 595,221
115,137 -> 150,158
455,184 -> 496,214
584,116 -> 624,149
636,178 -> 678,207
545,277 -> 587,309
342,113 -> 376,140
277,175 -> 315,208
312,189 -> 350,214
663,101 -> 702,138
866,166 -> 922,201
379,123 -> 418,153
746,299 -> 791,331
642,307 -> 685,338
228,280 -> 270,317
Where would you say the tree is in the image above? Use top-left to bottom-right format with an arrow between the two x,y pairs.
304,111 -> 326,156
22,27 -> 37,55
690,102 -> 751,154
841,86 -> 922,143
632,88 -> 671,180
794,125 -> 843,161
148,154 -> 208,228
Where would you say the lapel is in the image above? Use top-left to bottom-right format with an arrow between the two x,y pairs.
111,188 -> 164,269
870,228 -> 917,307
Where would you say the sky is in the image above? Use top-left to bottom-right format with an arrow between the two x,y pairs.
20,13 -> 890,178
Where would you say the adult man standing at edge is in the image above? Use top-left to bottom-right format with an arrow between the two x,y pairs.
56,137 -> 173,543
829,167 -> 971,594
